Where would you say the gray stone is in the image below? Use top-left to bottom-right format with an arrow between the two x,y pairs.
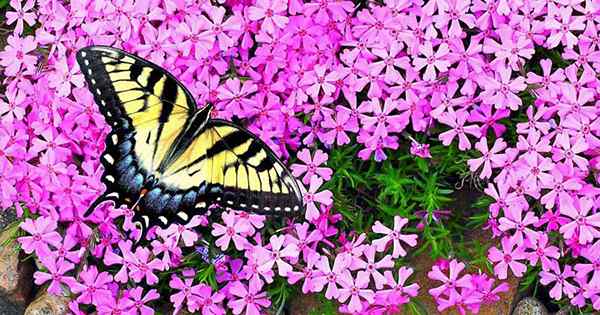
512,297 -> 549,315
0,209 -> 18,232
24,291 -> 70,315
0,292 -> 25,315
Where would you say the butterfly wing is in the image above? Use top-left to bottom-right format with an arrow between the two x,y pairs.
76,46 -> 207,228
77,46 -> 303,238
161,119 -> 304,215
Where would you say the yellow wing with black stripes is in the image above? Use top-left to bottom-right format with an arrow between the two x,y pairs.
76,46 -> 303,236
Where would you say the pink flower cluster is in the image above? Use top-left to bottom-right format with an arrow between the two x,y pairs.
428,259 -> 509,314
2,0 -> 600,313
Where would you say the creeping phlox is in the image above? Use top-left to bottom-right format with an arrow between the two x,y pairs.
2,0 -> 600,314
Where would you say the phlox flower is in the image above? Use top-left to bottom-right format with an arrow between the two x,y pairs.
467,138 -> 506,179
200,5 -> 241,51
169,275 -> 205,314
284,222 -> 323,261
161,215 -> 203,247
357,133 -> 399,162
129,247 -> 164,285
526,233 -> 560,270
435,287 -> 482,315
71,265 -> 113,305
313,253 -> 351,299
302,176 -> 333,221
300,64 -> 338,99
433,0 -> 475,37
18,216 -> 62,256
427,259 -> 473,297
412,42 -> 450,81
217,78 -> 257,117
480,66 -> 526,111
34,255 -> 78,295
228,280 -> 271,315
127,287 -> 160,315
410,140 -> 432,159
355,245 -> 394,289
0,35 -> 37,76
248,0 -> 289,34
545,6 -> 585,49
257,235 -> 298,277
286,251 -> 323,294
575,240 -> 600,285
540,165 -> 581,212
103,240 -> 135,283
372,216 -> 418,258
290,149 -> 333,185
337,272 -> 375,313
96,293 -> 134,315
488,236 -> 528,279
187,284 -> 225,314
380,267 -> 420,305
438,109 -> 481,150
471,273 -> 509,304
540,260 -> 578,300
5,0 -> 36,36
498,205 -> 539,244
212,211 -> 251,251
559,197 -> 600,245
320,110 -> 358,146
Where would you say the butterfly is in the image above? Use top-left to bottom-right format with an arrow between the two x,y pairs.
76,46 -> 303,237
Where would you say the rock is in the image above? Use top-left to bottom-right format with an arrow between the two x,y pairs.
0,223 -> 34,306
24,291 -> 70,315
0,209 -> 18,232
511,297 -> 549,315
0,292 -> 25,315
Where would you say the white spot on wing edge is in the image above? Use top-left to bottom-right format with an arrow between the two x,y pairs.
177,212 -> 189,221
80,51 -> 87,57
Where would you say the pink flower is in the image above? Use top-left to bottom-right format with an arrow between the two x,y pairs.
428,259 -> 473,297
0,35 -> 37,76
355,245 -> 393,289
127,287 -> 160,315
18,216 -> 62,256
410,139 -> 432,159
302,176 -> 333,221
34,255 -> 78,295
559,197 -> 600,245
540,260 -> 578,300
438,109 -> 481,151
372,216 -> 418,258
300,65 -> 338,100
313,253 -> 351,299
337,272 -> 375,313
545,6 -> 585,49
480,66 -> 526,111
290,149 -> 332,185
212,211 -> 250,251
380,267 -> 420,304
71,265 -> 113,305
129,247 -> 164,285
467,138 -> 506,179
413,42 -> 450,81
526,233 -> 560,270
5,0 -> 36,36
247,0 -> 289,34
228,280 -> 271,315
217,78 -> 257,117
488,236 -> 528,279
257,235 -> 298,277
498,206 -> 539,244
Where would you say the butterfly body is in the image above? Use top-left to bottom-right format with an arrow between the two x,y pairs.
77,46 -> 303,235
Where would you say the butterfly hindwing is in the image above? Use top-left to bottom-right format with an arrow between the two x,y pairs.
162,119 -> 304,214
